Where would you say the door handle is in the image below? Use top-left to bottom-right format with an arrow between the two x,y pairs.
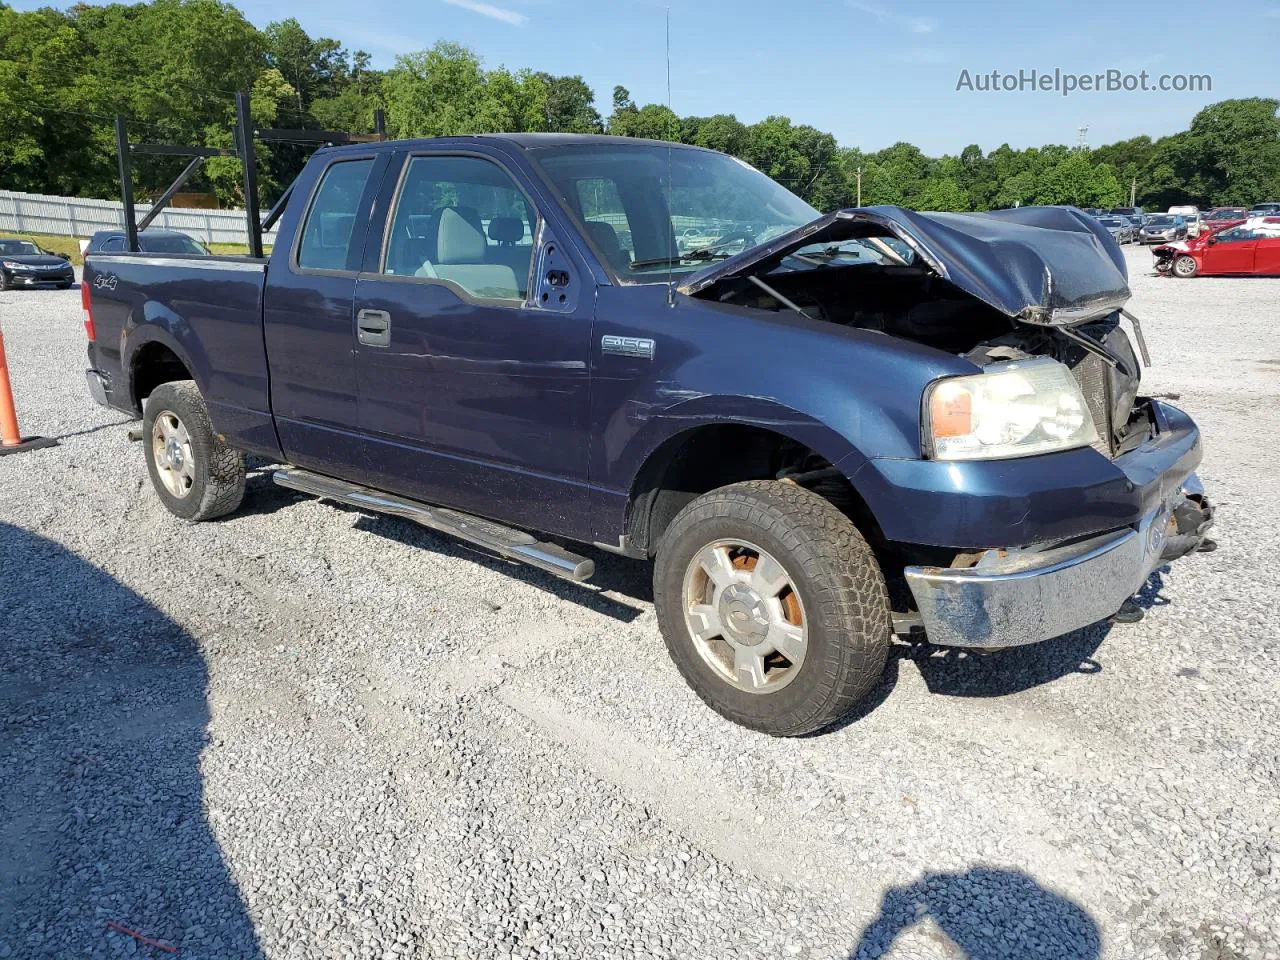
357,309 -> 391,347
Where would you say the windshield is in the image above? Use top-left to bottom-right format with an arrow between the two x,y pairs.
1208,210 -> 1243,219
530,143 -> 818,282
1147,216 -> 1176,226
1098,218 -> 1123,226
141,234 -> 208,254
0,240 -> 41,256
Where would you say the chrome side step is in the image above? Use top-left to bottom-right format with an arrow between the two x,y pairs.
273,469 -> 595,582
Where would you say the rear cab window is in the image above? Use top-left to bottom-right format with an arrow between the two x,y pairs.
297,158 -> 377,272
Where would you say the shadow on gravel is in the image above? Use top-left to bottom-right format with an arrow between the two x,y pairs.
234,463 -> 651,623
54,417 -> 134,442
902,624 -> 1108,699
0,522 -> 263,959
848,866 -> 1100,959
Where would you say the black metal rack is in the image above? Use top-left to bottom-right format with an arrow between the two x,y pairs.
114,91 -> 386,257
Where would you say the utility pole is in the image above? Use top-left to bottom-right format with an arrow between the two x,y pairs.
855,166 -> 863,207
1130,177 -> 1137,207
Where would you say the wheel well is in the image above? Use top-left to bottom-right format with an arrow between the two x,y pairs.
627,424 -> 882,555
131,342 -> 191,410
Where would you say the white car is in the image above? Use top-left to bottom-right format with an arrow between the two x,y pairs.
1168,206 -> 1202,237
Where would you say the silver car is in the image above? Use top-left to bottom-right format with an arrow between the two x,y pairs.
1096,215 -> 1137,244
1140,215 -> 1187,244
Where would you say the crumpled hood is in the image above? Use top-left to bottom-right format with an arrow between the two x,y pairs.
679,205 -> 1131,326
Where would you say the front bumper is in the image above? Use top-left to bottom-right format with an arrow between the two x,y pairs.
3,270 -> 74,286
904,474 -> 1213,648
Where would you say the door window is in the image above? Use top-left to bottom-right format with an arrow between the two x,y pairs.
382,155 -> 536,302
574,178 -> 633,268
297,158 -> 376,271
1215,227 -> 1255,243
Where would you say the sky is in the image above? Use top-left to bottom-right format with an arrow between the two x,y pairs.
14,0 -> 1280,154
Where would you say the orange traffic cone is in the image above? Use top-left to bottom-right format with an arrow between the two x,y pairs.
0,324 -> 58,457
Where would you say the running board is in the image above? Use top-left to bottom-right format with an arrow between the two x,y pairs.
273,469 -> 595,582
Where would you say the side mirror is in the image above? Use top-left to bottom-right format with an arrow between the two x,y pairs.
1206,236 -> 1217,245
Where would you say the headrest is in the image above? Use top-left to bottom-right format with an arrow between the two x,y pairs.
585,221 -> 625,267
488,216 -> 524,244
452,205 -> 484,235
436,207 -> 487,264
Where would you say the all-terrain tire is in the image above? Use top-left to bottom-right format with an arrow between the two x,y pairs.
1173,254 -> 1199,278
142,380 -> 245,521
653,480 -> 891,736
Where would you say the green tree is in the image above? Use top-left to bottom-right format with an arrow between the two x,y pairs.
915,176 -> 969,212
538,73 -> 602,133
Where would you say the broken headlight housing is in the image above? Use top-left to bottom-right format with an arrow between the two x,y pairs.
924,357 -> 1098,461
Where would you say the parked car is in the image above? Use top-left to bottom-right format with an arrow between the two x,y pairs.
0,237 -> 75,290
1167,206 -> 1202,237
1140,214 -> 1187,243
1082,208 -> 1107,217
1203,207 -> 1249,232
1095,215 -> 1138,244
1248,202 -> 1280,216
84,229 -> 210,255
82,135 -> 1213,736
1154,216 -> 1280,277
1109,206 -> 1145,220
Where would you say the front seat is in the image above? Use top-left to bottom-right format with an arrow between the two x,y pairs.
424,207 -> 520,299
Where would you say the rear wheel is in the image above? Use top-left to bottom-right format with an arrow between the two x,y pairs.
653,480 -> 891,736
143,380 -> 245,521
1173,255 -> 1199,278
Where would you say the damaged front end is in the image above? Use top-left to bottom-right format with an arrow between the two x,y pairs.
682,205 -> 1214,647
682,204 -> 1155,461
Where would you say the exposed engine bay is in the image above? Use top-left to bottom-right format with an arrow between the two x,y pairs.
705,261 -> 1152,459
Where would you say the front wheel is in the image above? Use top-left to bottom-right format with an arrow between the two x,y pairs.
1173,255 -> 1199,278
143,380 -> 246,521
653,480 -> 891,736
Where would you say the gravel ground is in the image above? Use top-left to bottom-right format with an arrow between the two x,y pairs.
1,247 -> 1277,960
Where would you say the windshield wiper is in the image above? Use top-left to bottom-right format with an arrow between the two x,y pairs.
630,239 -> 742,269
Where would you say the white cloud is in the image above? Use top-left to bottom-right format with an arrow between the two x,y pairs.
848,0 -> 938,33
441,0 -> 529,26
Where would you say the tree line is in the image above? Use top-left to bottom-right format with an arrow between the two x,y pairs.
3,0 -> 1279,214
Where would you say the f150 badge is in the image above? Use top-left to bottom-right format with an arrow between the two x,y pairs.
601,335 -> 655,360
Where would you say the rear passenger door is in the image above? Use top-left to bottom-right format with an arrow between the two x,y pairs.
351,149 -> 594,538
264,152 -> 388,478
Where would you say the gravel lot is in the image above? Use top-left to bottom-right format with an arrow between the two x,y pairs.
1,246 -> 1278,960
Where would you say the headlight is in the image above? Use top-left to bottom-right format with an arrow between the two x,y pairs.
2,260 -> 25,269
925,357 -> 1098,461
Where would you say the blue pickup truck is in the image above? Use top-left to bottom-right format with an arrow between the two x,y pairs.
83,134 -> 1213,735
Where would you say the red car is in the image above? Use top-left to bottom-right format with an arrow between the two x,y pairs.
1201,207 -> 1249,233
1154,217 -> 1280,277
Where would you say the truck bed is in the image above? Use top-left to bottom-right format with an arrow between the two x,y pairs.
83,253 -> 280,458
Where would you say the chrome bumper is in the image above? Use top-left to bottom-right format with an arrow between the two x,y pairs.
904,475 -> 1211,648
85,369 -> 109,407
